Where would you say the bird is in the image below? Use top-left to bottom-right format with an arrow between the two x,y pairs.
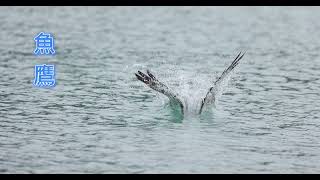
135,52 -> 245,115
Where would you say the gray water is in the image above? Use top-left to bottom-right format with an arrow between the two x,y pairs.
0,7 -> 320,173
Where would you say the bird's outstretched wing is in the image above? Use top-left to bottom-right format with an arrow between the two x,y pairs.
135,70 -> 184,114
199,52 -> 245,114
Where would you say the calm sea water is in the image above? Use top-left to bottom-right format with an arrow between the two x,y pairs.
0,7 -> 320,173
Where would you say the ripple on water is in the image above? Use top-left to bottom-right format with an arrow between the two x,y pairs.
0,7 -> 320,173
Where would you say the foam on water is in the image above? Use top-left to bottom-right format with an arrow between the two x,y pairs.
131,64 -> 237,116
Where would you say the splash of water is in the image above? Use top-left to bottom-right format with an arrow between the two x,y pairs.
157,67 -> 236,116
128,62 -> 237,117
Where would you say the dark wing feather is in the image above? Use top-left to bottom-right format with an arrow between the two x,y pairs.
199,52 -> 245,114
135,70 -> 184,114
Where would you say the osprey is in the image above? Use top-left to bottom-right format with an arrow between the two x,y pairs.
135,52 -> 245,115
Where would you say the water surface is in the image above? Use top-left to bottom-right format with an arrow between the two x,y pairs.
0,7 -> 319,173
